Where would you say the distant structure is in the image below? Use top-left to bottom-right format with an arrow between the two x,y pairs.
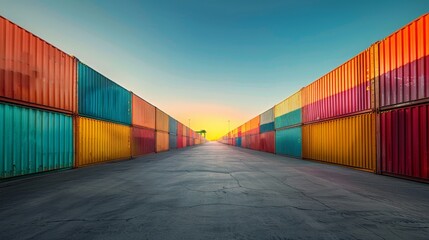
196,130 -> 206,138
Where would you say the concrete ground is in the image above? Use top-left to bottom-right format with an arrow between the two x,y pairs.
1,142 -> 429,240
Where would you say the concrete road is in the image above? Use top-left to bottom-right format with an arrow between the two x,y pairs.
1,142 -> 429,240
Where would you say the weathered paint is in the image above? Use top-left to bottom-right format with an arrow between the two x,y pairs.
78,61 -> 131,125
0,102 -> 73,178
260,131 -> 275,153
75,116 -> 131,167
260,107 -> 274,125
169,117 -> 178,134
260,122 -> 275,133
131,127 -> 155,157
302,44 -> 378,123
155,108 -> 169,132
380,104 -> 429,181
302,113 -> 376,171
0,17 -> 76,113
131,94 -> 155,129
275,108 -> 302,129
379,14 -> 429,109
276,127 -> 302,158
169,134 -> 177,149
156,131 -> 169,152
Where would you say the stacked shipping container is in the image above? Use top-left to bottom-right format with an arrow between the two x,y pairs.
220,13 -> 429,182
0,16 -> 206,179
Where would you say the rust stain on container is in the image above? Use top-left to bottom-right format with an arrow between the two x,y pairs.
0,17 -> 76,113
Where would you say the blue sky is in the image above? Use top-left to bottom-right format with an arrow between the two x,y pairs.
1,0 -> 428,139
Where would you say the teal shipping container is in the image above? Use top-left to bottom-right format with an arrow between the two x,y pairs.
275,126 -> 302,158
78,61 -> 131,125
236,137 -> 242,147
0,102 -> 73,178
275,108 -> 302,129
169,117 -> 178,134
169,134 -> 177,149
260,122 -> 275,133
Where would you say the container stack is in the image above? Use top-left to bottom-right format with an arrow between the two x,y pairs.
169,117 -> 178,150
0,16 -> 206,179
220,13 -> 429,182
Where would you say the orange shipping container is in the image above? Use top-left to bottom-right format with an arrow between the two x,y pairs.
302,113 -> 376,171
156,108 -> 169,132
0,17 -> 76,113
75,117 -> 131,167
156,131 -> 169,152
132,94 -> 155,129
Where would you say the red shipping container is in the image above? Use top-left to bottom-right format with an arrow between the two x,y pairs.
380,104 -> 429,181
260,131 -> 275,153
250,134 -> 261,151
132,127 -> 155,157
0,17 -> 76,113
177,134 -> 184,149
183,136 -> 187,148
379,14 -> 429,108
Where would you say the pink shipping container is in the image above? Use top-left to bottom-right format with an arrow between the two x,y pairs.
0,17 -> 76,113
260,131 -> 275,153
380,104 -> 429,181
132,127 -> 155,157
379,14 -> 429,109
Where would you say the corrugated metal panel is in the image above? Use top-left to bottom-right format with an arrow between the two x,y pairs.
250,116 -> 260,131
131,94 -> 155,129
276,126 -> 302,158
241,136 -> 247,148
182,135 -> 187,147
302,113 -> 376,171
131,126 -> 155,157
169,117 -> 178,134
0,102 -> 73,178
169,134 -> 177,149
78,61 -> 131,125
260,107 -> 274,125
380,104 -> 429,181
0,17 -> 76,113
302,44 -> 378,123
245,121 -> 251,135
155,108 -> 169,132
274,90 -> 301,118
236,137 -> 242,147
275,108 -> 302,129
260,122 -> 275,133
75,116 -> 131,167
177,133 -> 184,149
260,131 -> 275,153
156,131 -> 169,152
379,14 -> 429,108
183,125 -> 188,137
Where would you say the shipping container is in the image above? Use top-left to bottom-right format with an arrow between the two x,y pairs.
260,108 -> 274,125
78,61 -> 131,125
169,134 -> 177,149
155,108 -> 169,132
302,113 -> 376,171
302,44 -> 378,123
0,102 -> 73,178
0,17 -> 76,113
260,122 -> 275,133
177,133 -> 184,149
275,90 -> 302,128
259,131 -> 275,153
183,125 -> 188,137
250,116 -> 260,131
275,108 -> 302,129
131,94 -> 155,129
276,127 -> 302,158
236,137 -> 242,147
169,117 -> 178,134
156,131 -> 169,152
379,14 -> 429,109
75,116 -> 131,167
131,126 -> 155,157
380,104 -> 429,181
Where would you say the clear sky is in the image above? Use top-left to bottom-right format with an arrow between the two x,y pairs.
1,0 -> 428,140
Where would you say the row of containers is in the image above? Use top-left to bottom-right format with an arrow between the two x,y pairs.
220,13 -> 429,183
0,16 -> 206,179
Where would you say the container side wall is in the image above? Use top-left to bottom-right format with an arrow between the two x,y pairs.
156,131 -> 169,152
259,131 -> 275,153
260,108 -> 274,125
275,127 -> 302,158
131,94 -> 155,129
155,109 -> 169,132
275,108 -> 302,129
169,134 -> 177,149
131,127 -> 155,157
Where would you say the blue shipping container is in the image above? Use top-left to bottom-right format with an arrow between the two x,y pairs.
275,108 -> 302,129
78,61 -> 131,125
275,126 -> 302,158
0,102 -> 73,178
260,122 -> 275,133
236,137 -> 242,147
169,117 -> 178,134
169,134 -> 177,149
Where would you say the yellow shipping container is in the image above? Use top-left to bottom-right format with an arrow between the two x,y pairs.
156,131 -> 169,152
302,113 -> 376,171
75,117 -> 131,167
274,90 -> 302,118
156,108 -> 169,132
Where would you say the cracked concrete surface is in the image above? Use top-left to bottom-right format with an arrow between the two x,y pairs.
1,142 -> 429,240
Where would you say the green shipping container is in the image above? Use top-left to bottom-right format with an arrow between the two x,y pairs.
275,108 -> 302,129
0,102 -> 73,178
275,126 -> 302,158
